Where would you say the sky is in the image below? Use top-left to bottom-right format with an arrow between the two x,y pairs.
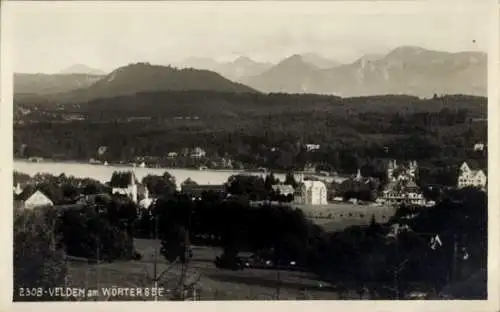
5,0 -> 491,74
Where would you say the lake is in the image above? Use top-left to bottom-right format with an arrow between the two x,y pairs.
14,160 -> 287,186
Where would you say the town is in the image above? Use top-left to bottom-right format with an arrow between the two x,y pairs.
10,0 -> 489,303
13,149 -> 487,300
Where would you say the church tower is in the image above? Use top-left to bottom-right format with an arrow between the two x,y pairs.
128,171 -> 138,203
387,160 -> 396,181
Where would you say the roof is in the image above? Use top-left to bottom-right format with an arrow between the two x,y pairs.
109,171 -> 138,188
272,184 -> 295,194
301,180 -> 327,189
182,184 -> 226,197
462,160 -> 487,172
15,186 -> 52,202
405,180 -> 419,190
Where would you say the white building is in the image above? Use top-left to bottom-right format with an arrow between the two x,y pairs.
22,190 -> 54,210
110,171 -> 149,203
473,143 -> 485,152
190,147 -> 206,158
457,162 -> 487,190
295,180 -> 328,205
304,144 -> 320,152
272,184 -> 295,196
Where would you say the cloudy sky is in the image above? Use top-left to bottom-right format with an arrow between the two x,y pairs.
6,0 -> 490,74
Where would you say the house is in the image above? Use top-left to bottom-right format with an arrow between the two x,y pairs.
167,152 -> 178,158
473,143 -> 485,152
271,184 -> 295,196
381,179 -> 426,206
13,183 -> 23,196
295,180 -> 328,205
387,159 -> 418,182
190,147 -> 206,159
304,144 -> 320,152
16,189 -> 54,210
181,184 -> 226,200
457,162 -> 487,190
109,171 -> 149,203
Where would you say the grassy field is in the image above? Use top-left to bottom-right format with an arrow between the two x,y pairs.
64,238 -> 369,301
296,203 -> 396,232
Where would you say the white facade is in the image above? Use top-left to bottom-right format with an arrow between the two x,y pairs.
457,162 -> 487,189
296,180 -> 328,205
24,190 -> 54,209
473,143 -> 485,151
14,183 -> 23,195
111,172 -> 138,203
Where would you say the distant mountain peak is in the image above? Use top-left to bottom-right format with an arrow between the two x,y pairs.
60,64 -> 105,75
277,54 -> 311,68
300,53 -> 340,69
233,56 -> 255,66
387,46 -> 430,57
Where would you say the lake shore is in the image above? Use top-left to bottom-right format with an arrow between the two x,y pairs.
14,159 -> 286,185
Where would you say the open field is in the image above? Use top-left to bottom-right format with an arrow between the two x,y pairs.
296,203 -> 396,232
65,238 -> 367,301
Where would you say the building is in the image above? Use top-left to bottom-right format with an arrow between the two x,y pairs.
109,171 -> 149,203
16,189 -> 54,210
13,183 -> 23,196
457,162 -> 487,190
181,184 -> 226,200
387,159 -> 418,182
295,180 -> 328,205
381,160 -> 426,206
271,184 -> 295,196
190,147 -> 206,159
381,180 -> 426,206
304,144 -> 320,152
473,143 -> 485,152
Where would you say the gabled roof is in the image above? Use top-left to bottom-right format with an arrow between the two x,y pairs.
462,159 -> 487,172
15,187 -> 52,202
406,180 -> 419,189
109,171 -> 138,188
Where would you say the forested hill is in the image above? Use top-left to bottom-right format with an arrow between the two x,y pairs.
36,62 -> 258,103
15,91 -> 487,122
14,91 -> 487,182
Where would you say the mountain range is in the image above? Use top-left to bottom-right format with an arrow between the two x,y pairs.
241,46 -> 487,97
13,46 -> 487,100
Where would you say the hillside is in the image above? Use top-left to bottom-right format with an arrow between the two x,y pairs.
14,73 -> 103,95
243,47 -> 487,97
46,62 -> 258,103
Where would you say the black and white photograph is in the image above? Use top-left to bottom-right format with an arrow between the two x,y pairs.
2,0 -> 497,305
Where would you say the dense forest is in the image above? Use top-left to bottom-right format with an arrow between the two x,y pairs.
14,92 -> 487,185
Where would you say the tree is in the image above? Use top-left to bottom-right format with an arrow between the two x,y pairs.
14,207 -> 67,301
284,172 -> 298,188
181,178 -> 198,187
142,172 -> 177,197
